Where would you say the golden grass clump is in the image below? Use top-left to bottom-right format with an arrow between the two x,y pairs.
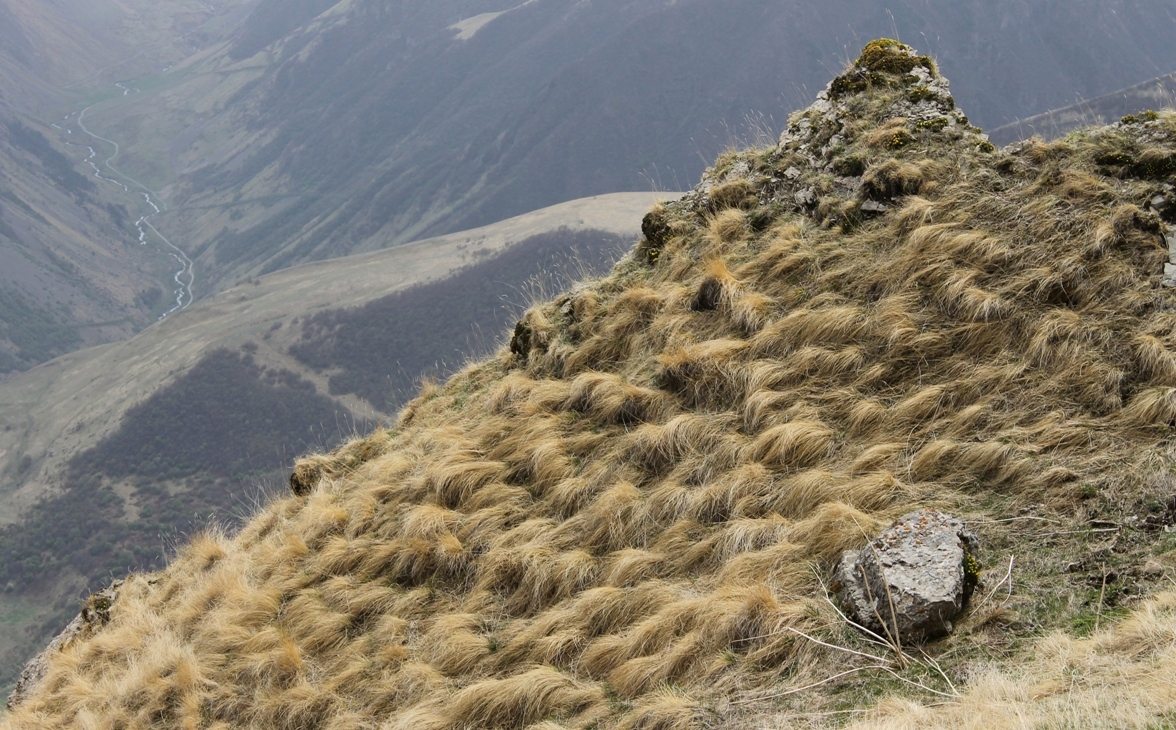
9,41 -> 1176,730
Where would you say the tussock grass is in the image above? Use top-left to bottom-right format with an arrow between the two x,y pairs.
8,40 -> 1176,729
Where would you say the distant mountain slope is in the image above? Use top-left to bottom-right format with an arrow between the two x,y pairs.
0,0 -> 254,98
989,72 -> 1176,145
0,111 -> 157,373
0,0 -> 261,192
0,191 -> 663,694
79,0 -> 1176,299
6,0 -> 1173,371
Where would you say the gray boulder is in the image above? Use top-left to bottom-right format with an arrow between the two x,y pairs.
834,509 -> 979,644
7,580 -> 123,710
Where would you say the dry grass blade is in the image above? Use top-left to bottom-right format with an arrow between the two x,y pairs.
974,555 -> 1015,610
732,666 -> 884,704
1095,564 -> 1108,633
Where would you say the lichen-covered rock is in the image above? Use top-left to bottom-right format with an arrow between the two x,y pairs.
1146,183 -> 1176,224
835,509 -> 979,644
289,438 -> 387,495
651,39 -> 992,246
509,319 -> 533,360
641,206 -> 671,250
776,41 -> 987,181
7,580 -> 123,710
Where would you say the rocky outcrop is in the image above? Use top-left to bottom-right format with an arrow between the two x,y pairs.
288,437 -> 387,496
7,580 -> 123,710
651,39 -> 991,251
835,510 -> 979,644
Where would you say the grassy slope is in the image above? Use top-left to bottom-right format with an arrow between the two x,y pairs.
7,42 -> 1176,729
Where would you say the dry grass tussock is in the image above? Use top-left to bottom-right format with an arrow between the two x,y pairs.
8,40 -> 1176,728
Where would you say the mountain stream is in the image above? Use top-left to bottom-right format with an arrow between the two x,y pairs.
53,84 -> 195,318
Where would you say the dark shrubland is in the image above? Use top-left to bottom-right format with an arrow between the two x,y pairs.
0,349 -> 353,691
0,287 -> 82,374
71,349 -> 346,483
4,121 -> 94,199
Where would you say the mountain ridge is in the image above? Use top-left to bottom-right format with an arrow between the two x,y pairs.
0,190 -> 663,521
990,71 -> 1176,145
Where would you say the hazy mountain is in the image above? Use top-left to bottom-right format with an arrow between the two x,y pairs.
78,0 -> 1176,300
3,0 -> 1175,375
0,0 -> 256,373
0,111 -> 143,372
0,0 -> 256,117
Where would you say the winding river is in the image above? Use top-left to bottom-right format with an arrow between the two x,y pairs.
63,90 -> 195,318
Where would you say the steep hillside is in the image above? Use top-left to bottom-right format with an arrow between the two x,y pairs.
74,0 -> 1176,298
0,193 -> 660,696
8,42 -> 1176,728
990,71 -> 1176,145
